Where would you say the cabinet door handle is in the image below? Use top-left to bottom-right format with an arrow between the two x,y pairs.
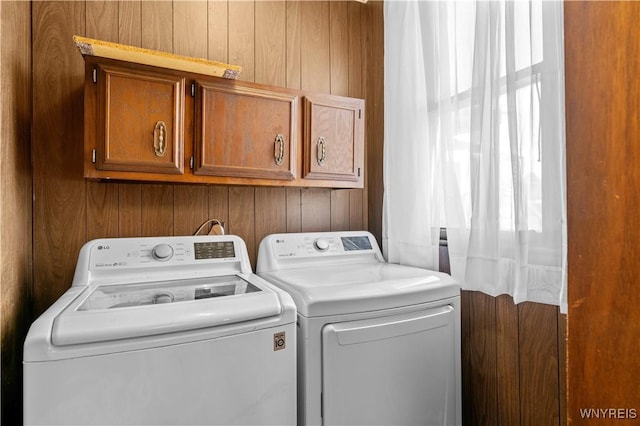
274,134 -> 285,165
317,136 -> 326,166
154,121 -> 167,157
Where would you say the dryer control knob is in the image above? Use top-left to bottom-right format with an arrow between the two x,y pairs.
152,244 -> 174,261
314,238 -> 330,252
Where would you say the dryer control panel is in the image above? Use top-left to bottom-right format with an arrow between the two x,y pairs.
257,231 -> 384,271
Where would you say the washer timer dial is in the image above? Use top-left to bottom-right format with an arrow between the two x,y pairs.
151,243 -> 174,261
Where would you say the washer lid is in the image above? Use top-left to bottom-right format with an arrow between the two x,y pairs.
258,262 -> 459,317
51,274 -> 282,346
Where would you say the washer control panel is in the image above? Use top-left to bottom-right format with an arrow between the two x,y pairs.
87,237 -> 239,271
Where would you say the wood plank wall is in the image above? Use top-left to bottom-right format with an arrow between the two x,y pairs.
461,292 -> 566,426
0,2 -> 33,425
31,0 -> 369,317
565,2 -> 640,424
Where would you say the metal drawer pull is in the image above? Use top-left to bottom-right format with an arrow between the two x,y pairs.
317,136 -> 326,166
153,121 -> 167,157
274,134 -> 285,165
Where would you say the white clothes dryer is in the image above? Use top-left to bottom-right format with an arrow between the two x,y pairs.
24,235 -> 296,426
257,231 -> 461,426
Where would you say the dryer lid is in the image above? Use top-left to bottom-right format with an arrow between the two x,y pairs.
258,263 -> 459,317
51,274 -> 282,346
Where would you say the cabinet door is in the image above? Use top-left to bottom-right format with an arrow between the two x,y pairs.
303,95 -> 364,182
96,64 -> 185,174
194,81 -> 298,180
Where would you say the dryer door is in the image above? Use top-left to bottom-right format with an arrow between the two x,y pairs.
321,304 -> 458,426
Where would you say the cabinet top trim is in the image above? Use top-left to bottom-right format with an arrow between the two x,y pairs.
74,35 -> 242,80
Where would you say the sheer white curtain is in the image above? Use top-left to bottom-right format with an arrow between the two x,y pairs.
383,0 -> 567,313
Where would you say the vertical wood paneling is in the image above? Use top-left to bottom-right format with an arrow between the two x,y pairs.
141,184 -> 174,237
173,1 -> 207,58
330,190 -> 350,231
300,1 -> 330,93
118,1 -> 142,46
565,2 -> 640,423
255,1 -> 286,87
208,0 -> 228,63
329,2 -> 349,97
229,1 -> 255,82
286,1 -> 302,90
141,1 -> 173,52
208,186 -> 229,228
173,186 -> 209,236
496,295 -> 520,425
118,184 -> 142,237
286,188 -> 302,232
255,188 -> 287,247
519,302 -> 560,426
301,188 -> 331,231
1,2 -> 32,424
228,187 -> 256,262
32,0 -> 86,315
86,184 -> 119,240
464,292 -> 498,425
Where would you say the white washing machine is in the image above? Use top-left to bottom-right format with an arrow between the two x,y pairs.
24,235 -> 296,426
257,231 -> 461,426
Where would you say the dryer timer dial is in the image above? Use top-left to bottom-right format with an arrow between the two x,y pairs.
314,239 -> 330,252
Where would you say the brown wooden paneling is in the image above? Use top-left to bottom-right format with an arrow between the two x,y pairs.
286,188 -> 303,233
228,187 -> 256,262
118,184 -> 142,237
1,2 -> 32,424
496,295 -> 520,426
519,302 -> 560,426
255,1 -> 286,87
141,184 -> 174,237
301,188 -> 331,232
300,1 -> 330,93
330,1 -> 349,97
32,0 -> 86,315
461,291 -> 566,426
286,1 -> 302,90
255,187 -> 288,246
87,182 -> 119,240
208,0 -> 229,63
229,0 -> 255,83
118,1 -> 142,46
331,190 -> 350,231
565,1 -> 640,423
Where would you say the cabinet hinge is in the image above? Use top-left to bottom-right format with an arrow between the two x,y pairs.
358,167 -> 361,177
92,68 -> 97,84
190,156 -> 194,169
92,149 -> 97,163
359,109 -> 362,119
191,82 -> 196,97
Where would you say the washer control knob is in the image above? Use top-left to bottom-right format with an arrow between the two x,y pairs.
314,238 -> 330,252
152,244 -> 174,261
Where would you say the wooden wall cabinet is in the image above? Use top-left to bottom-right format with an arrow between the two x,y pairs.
194,81 -> 298,181
84,57 -> 364,188
94,63 -> 185,175
303,95 -> 364,182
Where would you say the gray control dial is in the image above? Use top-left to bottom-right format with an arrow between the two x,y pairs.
314,238 -> 330,252
152,243 -> 174,261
